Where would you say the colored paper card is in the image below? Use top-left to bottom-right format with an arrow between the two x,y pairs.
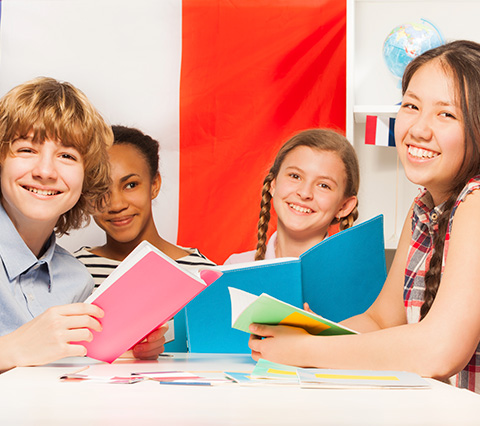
59,374 -> 142,384
297,368 -> 430,389
225,371 -> 298,386
365,115 -> 396,147
229,287 -> 357,337
251,359 -> 299,381
132,371 -> 231,385
224,372 -> 260,384
82,241 -> 218,363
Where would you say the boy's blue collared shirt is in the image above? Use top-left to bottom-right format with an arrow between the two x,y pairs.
0,203 -> 94,335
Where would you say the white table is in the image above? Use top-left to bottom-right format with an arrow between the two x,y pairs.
0,353 -> 479,425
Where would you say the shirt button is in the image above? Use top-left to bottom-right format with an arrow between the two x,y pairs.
431,213 -> 438,221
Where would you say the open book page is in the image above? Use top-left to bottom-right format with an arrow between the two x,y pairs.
218,256 -> 298,272
86,240 -> 215,303
229,287 -> 357,336
229,286 -> 259,326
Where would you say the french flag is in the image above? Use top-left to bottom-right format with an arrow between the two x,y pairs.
365,115 -> 396,147
0,0 -> 346,263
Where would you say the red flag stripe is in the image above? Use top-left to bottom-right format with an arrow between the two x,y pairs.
179,0 -> 347,263
365,115 -> 378,145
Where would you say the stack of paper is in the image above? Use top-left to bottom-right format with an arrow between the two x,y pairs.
233,359 -> 431,389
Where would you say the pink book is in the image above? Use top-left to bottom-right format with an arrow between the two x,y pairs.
82,241 -> 220,363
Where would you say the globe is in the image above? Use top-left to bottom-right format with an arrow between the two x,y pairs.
383,19 -> 444,80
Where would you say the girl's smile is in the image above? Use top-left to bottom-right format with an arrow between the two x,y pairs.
106,215 -> 136,226
93,143 -> 160,246
395,60 -> 465,205
287,202 -> 314,214
407,145 -> 440,160
271,146 -> 356,243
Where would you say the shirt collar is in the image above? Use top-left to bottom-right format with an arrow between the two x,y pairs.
266,230 -> 331,259
0,202 -> 57,282
414,189 -> 445,230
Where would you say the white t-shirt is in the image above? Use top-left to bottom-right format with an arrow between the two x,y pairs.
224,232 -> 278,265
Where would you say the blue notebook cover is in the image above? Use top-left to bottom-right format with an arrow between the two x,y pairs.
300,216 -> 387,322
186,258 -> 302,353
185,215 -> 386,353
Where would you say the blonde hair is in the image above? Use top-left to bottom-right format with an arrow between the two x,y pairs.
0,77 -> 113,235
254,129 -> 359,261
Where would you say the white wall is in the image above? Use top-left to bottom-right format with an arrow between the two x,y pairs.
0,0 -> 182,252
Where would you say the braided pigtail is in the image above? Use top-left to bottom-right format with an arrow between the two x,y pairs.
420,195 -> 456,320
338,203 -> 359,231
254,173 -> 274,261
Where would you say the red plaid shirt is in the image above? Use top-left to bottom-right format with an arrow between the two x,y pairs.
404,176 -> 480,393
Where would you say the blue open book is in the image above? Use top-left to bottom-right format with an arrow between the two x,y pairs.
185,215 -> 386,353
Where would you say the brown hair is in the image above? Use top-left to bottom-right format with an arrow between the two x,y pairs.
402,41 -> 480,319
254,128 -> 360,260
111,125 -> 160,180
0,77 -> 113,235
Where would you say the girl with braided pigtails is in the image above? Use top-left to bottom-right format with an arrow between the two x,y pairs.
225,128 -> 359,264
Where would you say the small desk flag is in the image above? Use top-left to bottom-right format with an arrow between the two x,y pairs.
365,115 -> 396,147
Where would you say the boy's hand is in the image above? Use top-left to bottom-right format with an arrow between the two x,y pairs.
1,303 -> 103,371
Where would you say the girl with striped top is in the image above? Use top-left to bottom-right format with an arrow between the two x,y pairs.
75,125 -> 215,287
248,40 -> 480,393
75,126 -> 215,355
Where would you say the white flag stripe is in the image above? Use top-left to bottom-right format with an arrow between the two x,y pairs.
375,116 -> 391,147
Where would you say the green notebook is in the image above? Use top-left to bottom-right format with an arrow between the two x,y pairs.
229,287 -> 357,336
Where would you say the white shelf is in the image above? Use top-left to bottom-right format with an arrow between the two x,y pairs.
353,105 -> 399,123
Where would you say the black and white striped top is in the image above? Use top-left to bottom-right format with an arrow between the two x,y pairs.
74,245 -> 216,288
